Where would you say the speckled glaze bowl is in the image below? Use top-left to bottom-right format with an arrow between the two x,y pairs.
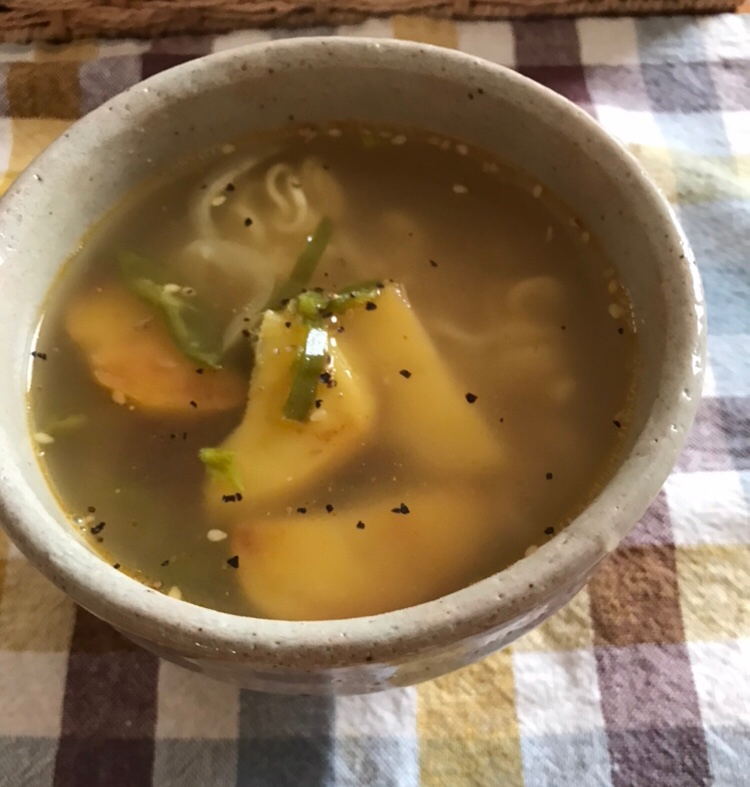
0,38 -> 705,694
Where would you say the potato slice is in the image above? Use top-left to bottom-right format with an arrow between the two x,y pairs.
205,310 -> 375,514
65,283 -> 245,415
337,284 -> 501,472
231,487 -> 492,620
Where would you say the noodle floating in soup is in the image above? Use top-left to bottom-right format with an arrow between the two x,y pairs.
28,126 -> 636,620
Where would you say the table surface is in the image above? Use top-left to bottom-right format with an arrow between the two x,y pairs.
0,14 -> 748,787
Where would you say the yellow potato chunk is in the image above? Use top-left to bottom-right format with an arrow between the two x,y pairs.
205,310 -> 375,513
231,488 -> 492,620
337,284 -> 500,472
65,283 -> 245,415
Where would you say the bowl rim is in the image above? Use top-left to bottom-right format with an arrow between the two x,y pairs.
0,36 -> 705,668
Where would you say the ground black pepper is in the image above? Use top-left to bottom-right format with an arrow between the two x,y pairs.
31,351 -> 47,360
465,392 -> 478,404
391,503 -> 410,514
161,559 -> 170,567
356,521 -> 365,529
544,526 -> 555,535
326,504 -> 334,513
297,507 -> 307,514
227,555 -> 240,568
244,217 -> 253,226
546,472 -> 553,480
429,260 -> 438,268
399,369 -> 412,379
226,183 -> 236,192
365,302 -> 377,311
189,400 -> 198,408
90,522 -> 105,535
613,420 -> 622,428
315,399 -> 323,409
196,368 -> 204,374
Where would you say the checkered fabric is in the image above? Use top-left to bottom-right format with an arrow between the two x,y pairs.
0,14 -> 748,787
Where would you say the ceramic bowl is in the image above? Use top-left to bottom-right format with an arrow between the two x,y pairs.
0,38 -> 705,694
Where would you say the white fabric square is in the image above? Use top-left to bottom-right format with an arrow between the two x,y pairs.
595,107 -> 665,147
156,660 -> 240,739
457,22 -> 515,67
512,649 -> 605,735
722,112 -> 750,157
211,30 -> 274,53
335,687 -> 417,737
577,19 -> 640,66
698,16 -> 750,63
706,333 -> 750,398
689,639 -> 750,726
664,471 -> 750,546
0,653 -> 68,736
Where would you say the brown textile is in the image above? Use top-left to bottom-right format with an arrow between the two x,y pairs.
0,0 -> 741,44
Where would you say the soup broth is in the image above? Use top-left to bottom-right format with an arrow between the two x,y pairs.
28,125 -> 636,620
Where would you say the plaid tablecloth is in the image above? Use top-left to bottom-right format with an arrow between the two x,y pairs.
0,13 -> 748,787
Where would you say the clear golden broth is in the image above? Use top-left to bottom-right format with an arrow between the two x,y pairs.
28,125 -> 636,619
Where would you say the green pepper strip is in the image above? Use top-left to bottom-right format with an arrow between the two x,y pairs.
283,326 -> 328,422
119,251 -> 224,369
265,217 -> 333,311
198,447 -> 245,491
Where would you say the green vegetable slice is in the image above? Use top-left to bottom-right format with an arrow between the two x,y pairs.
265,217 -> 333,311
198,447 -> 244,491
283,326 -> 328,422
119,251 -> 224,369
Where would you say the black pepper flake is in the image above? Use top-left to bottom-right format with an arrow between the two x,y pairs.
399,369 -> 412,379
499,417 -> 505,423
326,504 -> 334,513
196,368 -> 204,375
87,506 -> 96,513
285,321 -> 292,328
561,325 -> 567,331
182,432 -> 188,440
242,329 -> 251,338
618,327 -> 625,335
244,217 -> 253,226
477,87 -> 484,95
391,502 -> 410,514
225,182 -> 236,192
90,522 -> 106,535
544,526 -> 555,535
613,420 -> 622,428
429,259 -> 438,268
161,559 -> 170,567
189,400 -> 198,408
365,301 -> 377,311
465,392 -> 478,404
337,326 -> 345,333
280,298 -> 290,306
546,472 -> 553,480
31,351 -> 47,360
236,493 -> 244,501
169,433 -> 177,440
356,520 -> 365,529
315,399 -> 323,409
227,555 -> 240,568
320,372 -> 332,385
376,281 -> 385,289
222,494 -> 239,503
113,563 -> 121,570
297,506 -> 307,514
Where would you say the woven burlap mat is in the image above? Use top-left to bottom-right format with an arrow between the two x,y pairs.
0,0 -> 740,43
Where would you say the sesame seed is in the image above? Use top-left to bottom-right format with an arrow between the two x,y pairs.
453,184 -> 468,195
456,143 -> 468,156
524,545 -> 539,557
33,431 -> 55,445
609,304 -> 624,319
221,143 -> 236,155
391,135 -> 407,145
532,184 -> 543,198
111,390 -> 127,405
207,529 -> 228,542
168,586 -> 183,600
211,195 -> 227,207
